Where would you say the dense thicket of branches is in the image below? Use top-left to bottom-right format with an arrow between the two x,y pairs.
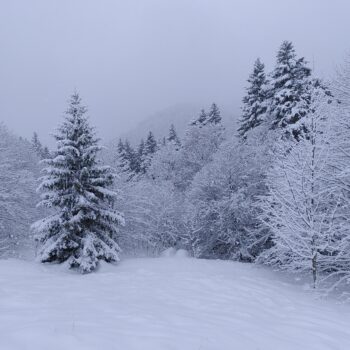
0,124 -> 41,258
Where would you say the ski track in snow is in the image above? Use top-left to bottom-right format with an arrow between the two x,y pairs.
0,256 -> 349,350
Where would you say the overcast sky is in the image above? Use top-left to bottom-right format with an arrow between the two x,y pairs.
1,0 -> 349,146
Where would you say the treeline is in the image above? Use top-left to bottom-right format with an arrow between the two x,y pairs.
0,125 -> 42,258
2,40 -> 350,293
111,41 -> 350,293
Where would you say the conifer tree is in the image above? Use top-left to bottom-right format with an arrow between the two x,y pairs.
145,131 -> 157,155
137,139 -> 145,155
117,138 -> 124,155
190,109 -> 207,127
268,41 -> 311,140
141,131 -> 158,172
117,139 -> 128,173
31,132 -> 50,159
238,58 -> 268,139
167,124 -> 181,148
116,139 -> 127,172
117,139 -> 140,179
137,139 -> 146,174
31,132 -> 42,155
32,92 -> 124,273
42,146 -> 50,159
123,140 -> 135,171
207,103 -> 221,125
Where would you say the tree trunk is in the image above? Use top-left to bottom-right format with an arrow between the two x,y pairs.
312,250 -> 317,289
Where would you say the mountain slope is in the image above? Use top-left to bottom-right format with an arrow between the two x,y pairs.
117,104 -> 199,145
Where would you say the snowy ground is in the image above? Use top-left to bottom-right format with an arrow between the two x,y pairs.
0,253 -> 350,350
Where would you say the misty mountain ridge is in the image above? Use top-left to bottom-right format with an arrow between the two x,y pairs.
117,103 -> 198,145
110,103 -> 236,147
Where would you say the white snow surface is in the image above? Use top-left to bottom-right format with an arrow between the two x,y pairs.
0,256 -> 350,350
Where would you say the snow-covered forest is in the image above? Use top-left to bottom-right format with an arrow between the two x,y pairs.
4,41 -> 347,294
98,41 -> 350,296
2,1 -> 350,348
3,41 -> 350,289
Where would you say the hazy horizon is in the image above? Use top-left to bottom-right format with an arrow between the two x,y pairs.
1,0 -> 349,146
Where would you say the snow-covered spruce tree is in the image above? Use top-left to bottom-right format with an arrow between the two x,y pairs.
258,92 -> 338,288
141,131 -> 158,172
167,124 -> 181,149
137,139 -> 146,174
117,139 -> 140,180
116,139 -> 127,172
145,131 -> 157,154
160,136 -> 167,147
268,41 -> 311,140
32,93 -> 124,273
207,103 -> 221,125
238,58 -> 268,139
31,132 -> 43,157
190,109 -> 207,127
117,138 -> 124,158
190,103 -> 221,127
31,132 -> 50,159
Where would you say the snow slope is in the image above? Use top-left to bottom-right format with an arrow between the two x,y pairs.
0,255 -> 349,350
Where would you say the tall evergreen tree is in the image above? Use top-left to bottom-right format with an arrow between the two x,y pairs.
117,139 -> 128,172
141,131 -> 158,172
161,136 -> 167,147
207,103 -> 221,125
190,109 -> 207,127
167,124 -> 181,148
32,93 -> 124,273
138,139 -> 145,156
145,131 -> 157,155
137,139 -> 146,174
31,132 -> 42,155
268,41 -> 311,140
31,132 -> 50,159
117,139 -> 140,179
238,58 -> 268,139
117,138 -> 124,155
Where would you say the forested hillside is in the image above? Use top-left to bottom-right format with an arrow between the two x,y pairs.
2,42 -> 350,298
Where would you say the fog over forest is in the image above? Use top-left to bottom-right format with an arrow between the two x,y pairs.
1,0 -> 349,145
